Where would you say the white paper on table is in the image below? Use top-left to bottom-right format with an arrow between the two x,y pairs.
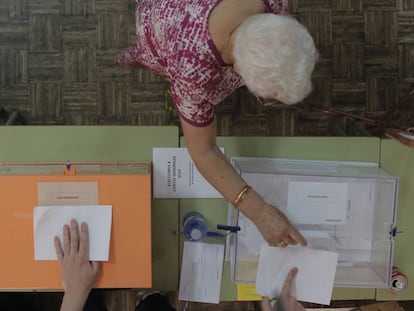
287,181 -> 349,225
178,241 -> 225,304
33,205 -> 112,261
256,244 -> 338,305
153,147 -> 223,198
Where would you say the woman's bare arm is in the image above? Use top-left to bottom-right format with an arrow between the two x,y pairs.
180,116 -> 306,246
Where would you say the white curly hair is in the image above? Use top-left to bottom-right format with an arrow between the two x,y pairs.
233,14 -> 318,105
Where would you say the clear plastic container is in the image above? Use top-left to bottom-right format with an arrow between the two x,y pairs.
228,157 -> 398,288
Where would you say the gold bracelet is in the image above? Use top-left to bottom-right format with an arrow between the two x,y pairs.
233,185 -> 252,209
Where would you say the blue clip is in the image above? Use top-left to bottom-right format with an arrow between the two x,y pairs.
206,231 -> 225,238
390,227 -> 403,237
217,224 -> 241,233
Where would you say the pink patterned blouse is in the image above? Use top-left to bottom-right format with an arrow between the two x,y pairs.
116,0 -> 288,127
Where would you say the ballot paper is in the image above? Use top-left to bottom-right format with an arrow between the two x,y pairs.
178,241 -> 225,304
256,244 -> 338,305
153,147 -> 223,198
287,181 -> 349,225
33,205 -> 112,261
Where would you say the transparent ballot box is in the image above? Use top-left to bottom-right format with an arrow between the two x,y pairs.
228,157 -> 398,288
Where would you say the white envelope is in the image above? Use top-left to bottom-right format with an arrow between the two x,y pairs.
256,244 -> 338,305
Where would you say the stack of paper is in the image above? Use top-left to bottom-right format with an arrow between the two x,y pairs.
178,241 -> 225,304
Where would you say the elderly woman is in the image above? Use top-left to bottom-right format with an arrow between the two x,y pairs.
117,0 -> 318,247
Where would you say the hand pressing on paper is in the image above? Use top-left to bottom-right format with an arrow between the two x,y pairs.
54,219 -> 100,311
261,268 -> 304,311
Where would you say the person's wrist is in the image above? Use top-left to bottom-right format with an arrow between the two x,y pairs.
237,188 -> 266,220
63,287 -> 90,306
61,291 -> 89,311
233,185 -> 252,209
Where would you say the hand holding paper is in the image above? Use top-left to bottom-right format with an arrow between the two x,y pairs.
261,268 -> 305,311
256,244 -> 338,305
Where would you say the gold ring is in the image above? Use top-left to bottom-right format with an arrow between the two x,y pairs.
277,241 -> 287,247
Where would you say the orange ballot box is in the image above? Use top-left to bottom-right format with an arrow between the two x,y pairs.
0,163 -> 152,290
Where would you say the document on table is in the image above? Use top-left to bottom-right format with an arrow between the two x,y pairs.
153,148 -> 223,198
256,244 -> 338,305
33,205 -> 112,261
178,241 -> 225,304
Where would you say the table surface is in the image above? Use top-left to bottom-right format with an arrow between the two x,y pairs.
180,136 -> 387,301
1,127 -> 413,301
0,126 -> 180,291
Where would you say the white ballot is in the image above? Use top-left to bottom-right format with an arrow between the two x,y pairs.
153,147 -> 223,198
256,244 -> 338,305
179,241 -> 225,304
33,205 -> 112,261
287,181 -> 348,225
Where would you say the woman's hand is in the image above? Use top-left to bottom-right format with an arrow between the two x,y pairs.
180,117 -> 306,247
245,201 -> 307,247
54,219 -> 100,311
261,268 -> 304,311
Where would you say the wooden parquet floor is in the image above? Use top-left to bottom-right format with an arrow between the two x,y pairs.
0,0 -> 413,135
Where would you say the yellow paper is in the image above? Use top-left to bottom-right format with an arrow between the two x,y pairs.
237,283 -> 262,301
